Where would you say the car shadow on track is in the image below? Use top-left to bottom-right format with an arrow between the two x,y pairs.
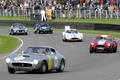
90,51 -> 120,54
15,70 -> 69,74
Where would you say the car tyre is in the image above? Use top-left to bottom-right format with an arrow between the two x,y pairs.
38,30 -> 41,34
109,47 -> 114,53
11,31 -> 14,35
57,60 -> 65,72
8,67 -> 15,74
25,33 -> 28,35
90,48 -> 93,53
50,31 -> 53,34
79,39 -> 82,42
9,33 -> 11,35
34,31 -> 37,34
113,46 -> 117,52
39,61 -> 47,74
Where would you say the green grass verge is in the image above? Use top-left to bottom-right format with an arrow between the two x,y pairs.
0,35 -> 20,54
0,16 -> 120,25
0,16 -> 30,21
52,18 -> 120,25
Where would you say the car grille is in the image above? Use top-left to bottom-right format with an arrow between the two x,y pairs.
96,45 -> 105,47
71,38 -> 79,39
12,63 -> 32,67
18,30 -> 24,32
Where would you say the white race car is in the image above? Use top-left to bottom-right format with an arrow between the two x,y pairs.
62,28 -> 83,42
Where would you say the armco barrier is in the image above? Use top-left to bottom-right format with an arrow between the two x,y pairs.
0,20 -> 120,32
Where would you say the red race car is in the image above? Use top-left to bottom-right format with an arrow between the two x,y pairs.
89,35 -> 118,53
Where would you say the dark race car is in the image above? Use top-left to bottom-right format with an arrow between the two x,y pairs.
34,23 -> 53,34
9,23 -> 28,35
89,35 -> 118,53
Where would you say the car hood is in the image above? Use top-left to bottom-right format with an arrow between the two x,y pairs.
8,53 -> 47,62
14,27 -> 26,30
93,40 -> 111,45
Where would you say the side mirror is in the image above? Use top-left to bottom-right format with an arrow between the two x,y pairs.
22,51 -> 24,54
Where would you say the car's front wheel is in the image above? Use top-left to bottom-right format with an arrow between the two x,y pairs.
8,67 -> 15,74
39,61 -> 47,74
25,33 -> 28,35
50,31 -> 53,34
57,60 -> 65,72
114,47 -> 117,52
90,48 -> 93,53
11,31 -> 15,35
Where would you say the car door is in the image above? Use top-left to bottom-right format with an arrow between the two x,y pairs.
49,48 -> 61,70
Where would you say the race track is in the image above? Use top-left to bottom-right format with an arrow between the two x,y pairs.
0,29 -> 120,80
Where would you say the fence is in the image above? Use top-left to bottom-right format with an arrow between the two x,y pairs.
0,9 -> 120,19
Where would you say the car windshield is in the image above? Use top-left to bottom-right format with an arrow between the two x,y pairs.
24,47 -> 50,54
95,37 -> 113,42
40,24 -> 48,27
13,24 -> 24,28
66,30 -> 78,33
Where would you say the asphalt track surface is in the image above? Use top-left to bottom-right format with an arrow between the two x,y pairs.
0,29 -> 120,80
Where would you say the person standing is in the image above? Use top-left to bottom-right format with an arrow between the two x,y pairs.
40,8 -> 46,21
46,6 -> 52,20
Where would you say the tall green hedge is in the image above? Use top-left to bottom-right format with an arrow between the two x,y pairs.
56,0 -> 68,4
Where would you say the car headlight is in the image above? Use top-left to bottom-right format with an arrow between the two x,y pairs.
33,59 -> 38,65
51,28 -> 53,30
25,28 -> 28,31
13,29 -> 17,32
107,43 -> 111,46
91,43 -> 94,46
80,34 -> 83,38
66,36 -> 70,38
6,58 -> 11,63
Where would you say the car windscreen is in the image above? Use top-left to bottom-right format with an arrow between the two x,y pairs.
40,24 -> 48,27
95,37 -> 113,42
13,24 -> 24,28
24,47 -> 50,54
66,30 -> 78,34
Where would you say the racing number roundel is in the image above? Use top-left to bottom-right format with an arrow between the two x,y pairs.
54,56 -> 58,67
14,56 -> 25,61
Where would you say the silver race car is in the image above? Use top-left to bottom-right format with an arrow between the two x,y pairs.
62,28 -> 83,42
9,23 -> 28,35
5,46 -> 65,74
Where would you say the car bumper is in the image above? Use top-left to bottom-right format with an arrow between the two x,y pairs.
14,30 -> 27,34
90,46 -> 112,52
39,30 -> 52,32
67,37 -> 82,41
7,62 -> 39,71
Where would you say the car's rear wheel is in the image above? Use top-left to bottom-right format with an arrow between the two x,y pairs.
57,60 -> 65,72
8,67 -> 15,74
39,61 -> 47,74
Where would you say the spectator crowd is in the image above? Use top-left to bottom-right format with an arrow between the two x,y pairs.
0,0 -> 119,19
